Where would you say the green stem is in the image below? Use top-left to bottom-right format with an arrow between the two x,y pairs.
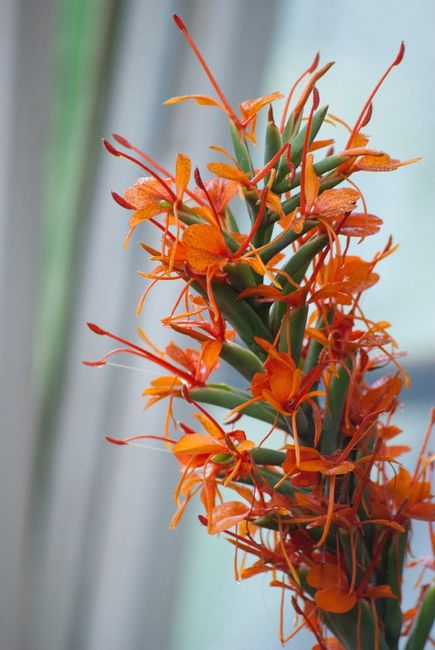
193,281 -> 272,357
239,467 -> 295,500
304,310 -> 335,374
323,601 -> 390,650
274,153 -> 348,194
251,447 -> 286,465
268,234 -> 328,338
226,262 -> 257,290
260,221 -> 318,264
383,528 -> 408,649
404,583 -> 435,650
277,234 -> 329,293
287,304 -> 308,360
229,120 -> 254,175
277,105 -> 329,178
189,385 -> 285,428
320,359 -> 352,455
220,341 -> 264,382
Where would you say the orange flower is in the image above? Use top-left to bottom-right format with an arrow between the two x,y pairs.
353,152 -> 421,172
142,340 -> 221,406
173,412 -> 253,473
312,256 -> 379,305
121,176 -> 173,246
244,338 -> 324,417
170,410 -> 256,529
307,562 -> 357,614
387,467 -> 435,521
182,223 -> 229,272
196,177 -> 238,224
208,501 -> 252,534
282,445 -> 354,480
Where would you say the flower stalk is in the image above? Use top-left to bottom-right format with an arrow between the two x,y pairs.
86,15 -> 433,648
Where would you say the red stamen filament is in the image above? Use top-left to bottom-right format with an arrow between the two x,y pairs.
103,139 -> 177,201
106,433 -> 178,446
280,52 -> 320,133
233,187 -> 268,257
86,323 -> 198,385
173,15 -> 241,128
113,134 -> 207,208
251,142 -> 290,185
347,42 -> 405,146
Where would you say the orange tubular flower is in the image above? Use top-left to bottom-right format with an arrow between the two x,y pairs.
142,340 -> 221,407
181,223 -> 229,273
122,176 -> 174,245
312,255 -> 380,305
232,337 -> 323,420
387,466 -> 435,522
307,562 -> 357,614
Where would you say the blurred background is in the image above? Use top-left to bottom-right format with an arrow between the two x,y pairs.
1,1 -> 434,648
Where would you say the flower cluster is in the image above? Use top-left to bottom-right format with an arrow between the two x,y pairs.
87,15 -> 434,649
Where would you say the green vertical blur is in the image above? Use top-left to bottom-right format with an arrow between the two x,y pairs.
34,0 -> 119,439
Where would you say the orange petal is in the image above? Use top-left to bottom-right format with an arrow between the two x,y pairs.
349,133 -> 369,148
309,138 -> 335,152
265,190 -> 284,216
361,375 -> 403,416
307,562 -> 348,590
129,203 -> 163,225
379,425 -> 402,440
326,460 -> 355,475
407,502 -> 435,521
357,153 -> 421,172
182,223 -> 228,271
183,223 -> 227,255
328,212 -> 383,237
209,501 -> 251,534
386,467 -> 412,504
175,152 -> 191,197
124,203 -> 165,246
170,496 -> 191,528
240,563 -> 268,579
269,371 -> 296,404
315,588 -> 357,614
199,339 -> 222,372
124,177 -> 166,208
283,446 -> 327,474
304,154 -> 319,213
142,375 -> 183,396
339,147 -> 386,158
239,91 -> 283,121
315,188 -> 360,215
237,285 -> 282,300
164,94 -> 223,108
366,584 -> 398,599
403,607 -> 417,621
192,412 -> 225,441
173,433 -> 225,457
207,162 -> 251,185
384,444 -> 411,458
191,205 -> 216,224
